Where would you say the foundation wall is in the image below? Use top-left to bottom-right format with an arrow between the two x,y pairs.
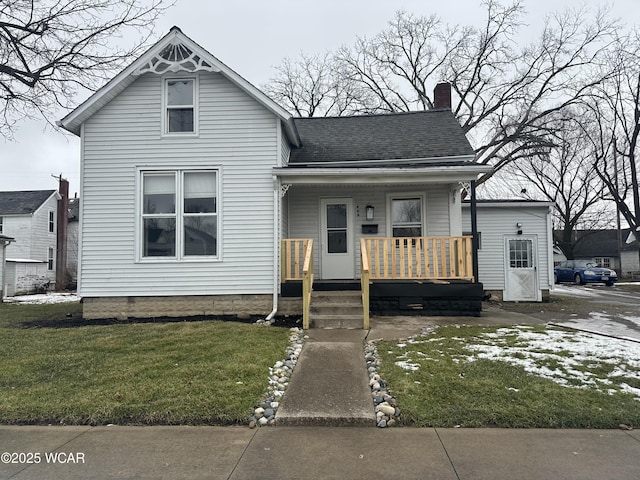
82,295 -> 302,320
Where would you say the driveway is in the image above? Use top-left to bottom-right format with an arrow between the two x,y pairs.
498,283 -> 640,342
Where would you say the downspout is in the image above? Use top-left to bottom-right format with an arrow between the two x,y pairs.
265,178 -> 280,321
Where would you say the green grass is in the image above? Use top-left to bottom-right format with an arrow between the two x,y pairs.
0,302 -> 290,425
377,325 -> 640,428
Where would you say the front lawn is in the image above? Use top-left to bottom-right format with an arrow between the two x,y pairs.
377,325 -> 640,428
0,302 -> 290,425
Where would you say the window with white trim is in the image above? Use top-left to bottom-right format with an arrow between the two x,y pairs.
390,196 -> 423,237
595,257 -> 611,268
48,211 -> 55,233
164,78 -> 195,134
141,169 -> 218,259
48,247 -> 54,270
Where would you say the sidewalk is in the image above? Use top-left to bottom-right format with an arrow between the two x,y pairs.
1,425 -> 638,479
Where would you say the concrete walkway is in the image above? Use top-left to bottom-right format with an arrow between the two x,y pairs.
1,425 -> 638,479
276,329 -> 375,426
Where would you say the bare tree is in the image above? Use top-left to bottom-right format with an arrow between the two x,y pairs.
0,0 -> 173,138
264,1 -> 620,186
584,30 -> 640,261
494,111 -> 614,258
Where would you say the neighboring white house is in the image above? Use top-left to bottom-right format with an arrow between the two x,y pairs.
462,200 -> 554,302
0,190 -> 61,295
59,27 -> 492,321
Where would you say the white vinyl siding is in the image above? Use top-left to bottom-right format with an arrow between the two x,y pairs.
462,204 -> 552,292
80,72 -> 279,297
2,194 -> 58,283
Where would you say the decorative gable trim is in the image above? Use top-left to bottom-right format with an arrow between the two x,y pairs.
133,38 -> 221,76
58,27 -> 300,146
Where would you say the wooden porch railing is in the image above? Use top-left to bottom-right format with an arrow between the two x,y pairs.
281,239 -> 313,281
281,239 -> 314,329
361,236 -> 474,281
360,238 -> 370,330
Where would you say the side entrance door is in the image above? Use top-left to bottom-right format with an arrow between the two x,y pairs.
319,198 -> 355,279
504,236 -> 540,301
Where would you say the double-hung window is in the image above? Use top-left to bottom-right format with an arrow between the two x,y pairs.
165,78 -> 195,134
141,170 -> 218,259
48,211 -> 55,233
390,196 -> 423,237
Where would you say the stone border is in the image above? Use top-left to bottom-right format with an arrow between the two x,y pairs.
365,340 -> 400,427
249,327 -> 305,427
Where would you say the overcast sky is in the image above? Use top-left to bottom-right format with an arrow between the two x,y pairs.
1,0 -> 637,195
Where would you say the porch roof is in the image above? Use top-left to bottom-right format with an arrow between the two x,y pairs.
273,164 -> 492,185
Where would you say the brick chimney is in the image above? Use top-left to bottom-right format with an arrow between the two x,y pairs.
433,82 -> 452,110
56,176 -> 69,290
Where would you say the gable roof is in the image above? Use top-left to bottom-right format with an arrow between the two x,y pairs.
0,190 -> 58,215
289,110 -> 475,166
555,228 -> 639,257
58,27 -> 300,146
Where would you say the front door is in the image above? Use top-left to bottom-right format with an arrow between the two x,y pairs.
504,236 -> 540,301
320,198 -> 354,279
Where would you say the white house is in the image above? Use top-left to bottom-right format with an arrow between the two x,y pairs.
462,200 -> 554,302
0,190 -> 61,295
59,27 -> 492,324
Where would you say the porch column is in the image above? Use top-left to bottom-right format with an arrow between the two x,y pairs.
470,180 -> 479,283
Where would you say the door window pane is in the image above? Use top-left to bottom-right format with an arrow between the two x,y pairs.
327,204 -> 347,228
328,231 -> 347,253
509,239 -> 533,268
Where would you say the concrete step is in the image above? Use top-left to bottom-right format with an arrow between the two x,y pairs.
310,314 -> 364,329
310,304 -> 363,316
311,291 -> 362,304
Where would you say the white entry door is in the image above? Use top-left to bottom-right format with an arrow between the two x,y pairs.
504,236 -> 540,301
320,198 -> 355,279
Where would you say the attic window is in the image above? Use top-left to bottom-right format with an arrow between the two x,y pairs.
165,78 -> 195,134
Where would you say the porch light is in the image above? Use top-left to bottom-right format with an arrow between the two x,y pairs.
366,204 -> 375,220
517,222 -> 523,235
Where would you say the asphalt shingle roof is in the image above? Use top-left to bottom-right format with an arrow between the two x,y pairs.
0,190 -> 57,215
289,110 -> 474,165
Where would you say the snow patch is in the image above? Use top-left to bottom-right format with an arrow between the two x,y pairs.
5,293 -> 80,305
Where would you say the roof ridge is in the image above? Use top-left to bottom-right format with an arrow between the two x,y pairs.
293,109 -> 452,121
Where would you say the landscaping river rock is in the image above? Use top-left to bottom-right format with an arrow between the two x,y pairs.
365,340 -> 400,427
249,327 -> 304,427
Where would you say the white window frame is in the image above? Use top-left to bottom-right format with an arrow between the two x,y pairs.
48,247 -> 54,271
136,167 -> 221,262
386,193 -> 426,238
162,76 -> 199,136
48,210 -> 55,233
